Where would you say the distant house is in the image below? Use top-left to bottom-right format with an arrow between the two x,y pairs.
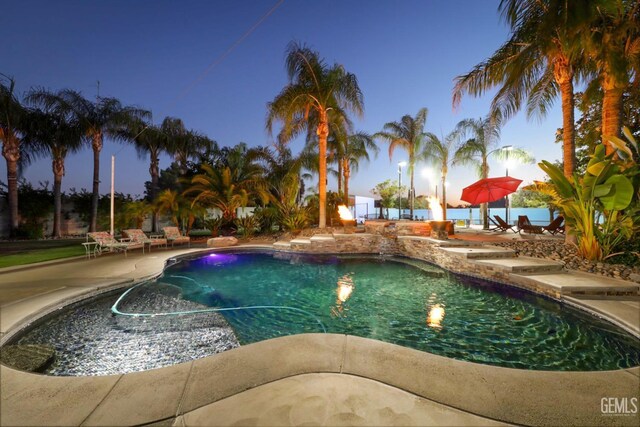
348,195 -> 375,223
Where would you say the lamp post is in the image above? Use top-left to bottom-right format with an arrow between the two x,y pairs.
398,161 -> 407,219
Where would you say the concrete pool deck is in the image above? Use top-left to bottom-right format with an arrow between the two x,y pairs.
1,245 -> 639,426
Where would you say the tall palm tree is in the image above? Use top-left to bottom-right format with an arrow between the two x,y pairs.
119,117 -> 166,232
26,89 -> 149,232
23,105 -> 83,238
422,132 -> 455,220
267,42 -> 364,228
341,131 -> 378,203
453,0 -> 589,179
584,0 -> 640,153
376,107 -> 428,219
0,75 -> 27,236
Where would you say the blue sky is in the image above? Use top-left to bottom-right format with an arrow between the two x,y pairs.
1,0 -> 562,204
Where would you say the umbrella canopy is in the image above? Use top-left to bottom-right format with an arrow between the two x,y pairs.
461,176 -> 523,205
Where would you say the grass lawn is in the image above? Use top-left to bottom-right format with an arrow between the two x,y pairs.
0,239 -> 85,268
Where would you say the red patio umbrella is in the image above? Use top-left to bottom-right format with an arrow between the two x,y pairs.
460,176 -> 523,205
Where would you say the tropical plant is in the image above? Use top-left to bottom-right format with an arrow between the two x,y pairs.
203,216 -> 225,237
280,205 -> 311,232
0,180 -> 53,239
453,0 -> 589,179
267,41 -> 364,228
422,132 -> 455,220
0,75 -> 28,236
375,108 -> 428,218
453,116 -> 533,229
372,179 -> 405,219
234,215 -> 260,238
253,206 -> 279,233
185,163 -> 269,225
534,143 -> 636,260
21,105 -> 83,238
26,89 -> 150,232
123,200 -> 153,229
155,189 -> 200,234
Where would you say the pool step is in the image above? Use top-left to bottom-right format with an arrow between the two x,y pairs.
511,271 -> 640,297
397,236 -> 484,247
310,235 -> 336,243
474,256 -> 565,274
438,246 -> 516,259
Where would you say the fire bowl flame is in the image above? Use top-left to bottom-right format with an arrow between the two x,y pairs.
428,220 -> 449,240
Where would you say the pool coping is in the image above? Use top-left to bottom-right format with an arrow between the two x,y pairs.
1,245 -> 639,426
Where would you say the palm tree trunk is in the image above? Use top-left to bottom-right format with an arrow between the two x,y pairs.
344,161 -> 350,207
481,158 -> 489,229
2,138 -> 20,236
90,133 -> 102,232
317,112 -> 329,229
150,154 -> 159,232
409,168 -> 414,219
441,173 -> 447,221
52,158 -> 64,238
553,56 -> 577,244
602,74 -> 624,155
553,58 -> 576,178
337,157 -> 343,203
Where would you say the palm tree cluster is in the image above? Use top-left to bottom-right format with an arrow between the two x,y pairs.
0,77 -> 213,237
453,0 -> 639,178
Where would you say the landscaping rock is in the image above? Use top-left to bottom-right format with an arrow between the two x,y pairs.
0,344 -> 56,372
207,237 -> 239,248
494,240 -> 640,281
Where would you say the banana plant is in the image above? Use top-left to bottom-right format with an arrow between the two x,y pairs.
536,142 -> 635,261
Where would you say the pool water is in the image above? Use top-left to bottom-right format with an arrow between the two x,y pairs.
9,251 -> 640,374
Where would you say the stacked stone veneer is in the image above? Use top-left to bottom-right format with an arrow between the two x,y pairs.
274,226 -> 566,299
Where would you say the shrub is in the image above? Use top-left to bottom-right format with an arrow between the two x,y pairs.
234,215 -> 259,238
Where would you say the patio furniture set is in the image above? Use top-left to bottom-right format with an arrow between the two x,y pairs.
490,215 -> 565,235
83,226 -> 190,258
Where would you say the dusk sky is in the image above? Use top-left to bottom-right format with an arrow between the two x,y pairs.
1,0 -> 564,204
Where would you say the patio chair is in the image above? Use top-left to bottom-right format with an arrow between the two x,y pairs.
542,216 -> 565,235
493,215 -> 517,233
162,226 -> 191,248
122,229 -> 168,253
87,232 -> 143,257
517,215 -> 544,234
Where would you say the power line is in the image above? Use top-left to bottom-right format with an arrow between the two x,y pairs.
114,0 -> 285,155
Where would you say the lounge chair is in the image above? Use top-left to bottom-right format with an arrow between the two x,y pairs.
122,229 -> 168,253
517,215 -> 544,234
542,216 -> 565,235
493,215 -> 517,233
488,216 -> 502,231
162,226 -> 191,248
87,231 -> 143,257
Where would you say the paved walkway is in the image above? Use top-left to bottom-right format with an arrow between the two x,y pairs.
1,244 -> 638,426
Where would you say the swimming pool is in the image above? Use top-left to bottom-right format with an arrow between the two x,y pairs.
7,251 -> 640,375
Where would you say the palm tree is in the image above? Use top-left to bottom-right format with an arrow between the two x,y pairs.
376,108 -> 428,219
26,89 -> 149,232
0,75 -> 27,236
267,42 -> 364,228
23,105 -> 83,238
453,116 -> 532,230
453,0 -> 588,179
422,132 -> 455,220
341,131 -> 378,204
154,189 -> 199,233
184,162 -> 269,225
584,0 -> 640,153
162,117 -> 212,176
120,117 -> 166,232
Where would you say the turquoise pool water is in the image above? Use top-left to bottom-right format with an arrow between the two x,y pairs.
119,251 -> 640,371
